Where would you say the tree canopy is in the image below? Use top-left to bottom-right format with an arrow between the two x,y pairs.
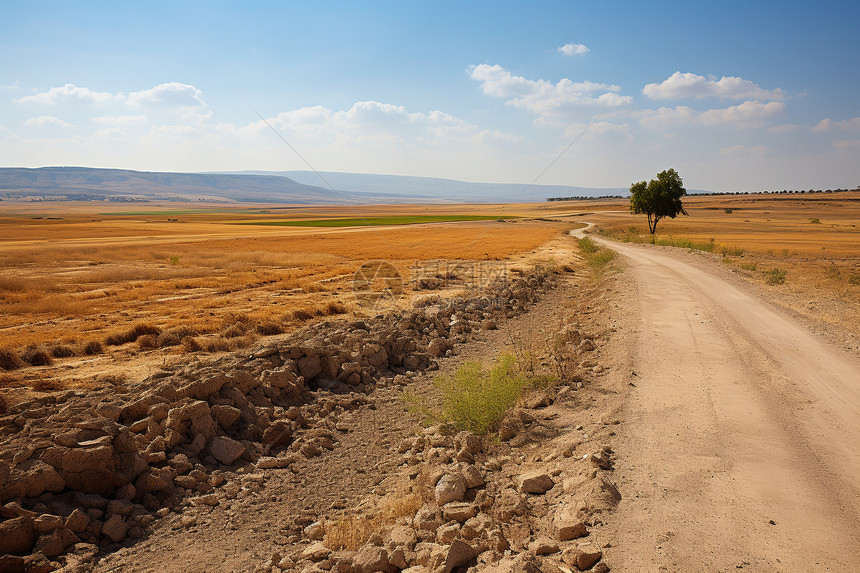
629,168 -> 687,234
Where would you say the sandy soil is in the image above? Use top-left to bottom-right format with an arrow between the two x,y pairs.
584,230 -> 860,572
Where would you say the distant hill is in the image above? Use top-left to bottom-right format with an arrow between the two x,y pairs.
0,167 -> 411,204
226,170 -> 629,203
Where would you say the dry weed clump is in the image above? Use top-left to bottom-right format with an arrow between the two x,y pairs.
323,488 -> 423,551
137,335 -> 159,350
203,337 -> 232,353
21,346 -> 53,367
293,308 -> 316,321
0,393 -> 6,414
105,323 -> 162,346
50,344 -> 76,358
0,349 -> 25,371
180,336 -> 202,353
157,326 -> 198,347
81,340 -> 103,355
255,321 -> 284,336
324,301 -> 348,315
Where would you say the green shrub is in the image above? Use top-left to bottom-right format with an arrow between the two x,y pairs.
766,268 -> 787,285
577,237 -> 598,254
436,353 -> 529,434
809,218 -> 821,224
578,237 -> 616,272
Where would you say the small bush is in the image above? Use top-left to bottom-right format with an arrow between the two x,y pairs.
577,237 -> 598,254
436,353 -> 529,435
131,323 -> 161,338
324,301 -> 348,315
158,326 -> 198,347
724,208 -> 733,214
293,308 -> 315,321
180,336 -> 202,353
719,245 -> 745,257
0,349 -> 25,372
256,321 -> 284,336
0,393 -> 7,415
740,263 -> 758,271
137,334 -> 158,350
848,274 -> 860,286
82,340 -> 103,355
21,347 -> 53,367
50,345 -> 76,358
766,268 -> 787,285
204,337 -> 232,352
809,217 -> 821,224
221,323 -> 247,339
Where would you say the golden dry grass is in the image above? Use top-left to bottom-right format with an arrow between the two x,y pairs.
0,200 -> 570,392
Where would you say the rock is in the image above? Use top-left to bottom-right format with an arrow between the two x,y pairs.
174,474 -> 198,489
519,472 -> 555,494
178,374 -> 227,400
304,522 -> 325,541
107,499 -> 133,517
352,545 -> 391,573
580,339 -> 595,351
442,502 -> 477,523
0,515 -> 35,555
257,456 -> 292,469
461,465 -> 484,489
414,507 -> 441,531
590,450 -> 613,470
435,472 -> 467,505
0,555 -> 24,573
387,525 -> 418,551
211,405 -> 242,429
297,355 -> 322,380
563,543 -> 602,571
480,319 -> 497,330
33,514 -> 64,534
34,527 -> 80,558
302,542 -> 331,562
1,459 -> 66,501
209,436 -> 246,465
21,553 -> 56,573
435,522 -> 460,544
102,514 -> 129,543
444,539 -> 477,573
262,421 -> 292,449
531,537 -> 560,556
388,548 -> 408,570
64,508 -> 90,533
554,515 -> 588,541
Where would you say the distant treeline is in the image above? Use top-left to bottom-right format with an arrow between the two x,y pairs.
547,187 -> 860,201
546,195 -> 625,201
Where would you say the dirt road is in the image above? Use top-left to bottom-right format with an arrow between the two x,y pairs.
582,231 -> 860,571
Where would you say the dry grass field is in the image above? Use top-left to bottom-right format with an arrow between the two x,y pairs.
548,191 -> 860,344
0,200 -> 571,394
3,191 -> 858,396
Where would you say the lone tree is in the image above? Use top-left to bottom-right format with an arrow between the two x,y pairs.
629,168 -> 687,234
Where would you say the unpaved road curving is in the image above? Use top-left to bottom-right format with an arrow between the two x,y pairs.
580,230 -> 860,572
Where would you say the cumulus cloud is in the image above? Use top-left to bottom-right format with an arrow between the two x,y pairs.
643,72 -> 784,101
557,43 -> 590,56
128,82 -> 205,108
246,100 -> 523,150
639,100 -> 784,129
24,115 -> 74,128
833,139 -> 860,149
92,115 -> 148,125
14,84 -> 115,105
813,117 -> 860,132
469,64 -> 632,122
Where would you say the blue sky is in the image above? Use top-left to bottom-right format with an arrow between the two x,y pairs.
1,0 -> 858,191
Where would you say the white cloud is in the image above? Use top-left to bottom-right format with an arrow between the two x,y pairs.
24,115 -> 74,128
643,71 -> 784,101
719,144 -> 767,156
562,121 -> 631,141
92,115 -> 148,125
469,64 -> 632,122
14,83 -> 115,105
127,82 -> 205,108
639,100 -> 784,129
813,117 -> 860,132
558,43 -> 590,56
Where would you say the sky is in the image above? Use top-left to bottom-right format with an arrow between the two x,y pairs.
1,0 -> 859,192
